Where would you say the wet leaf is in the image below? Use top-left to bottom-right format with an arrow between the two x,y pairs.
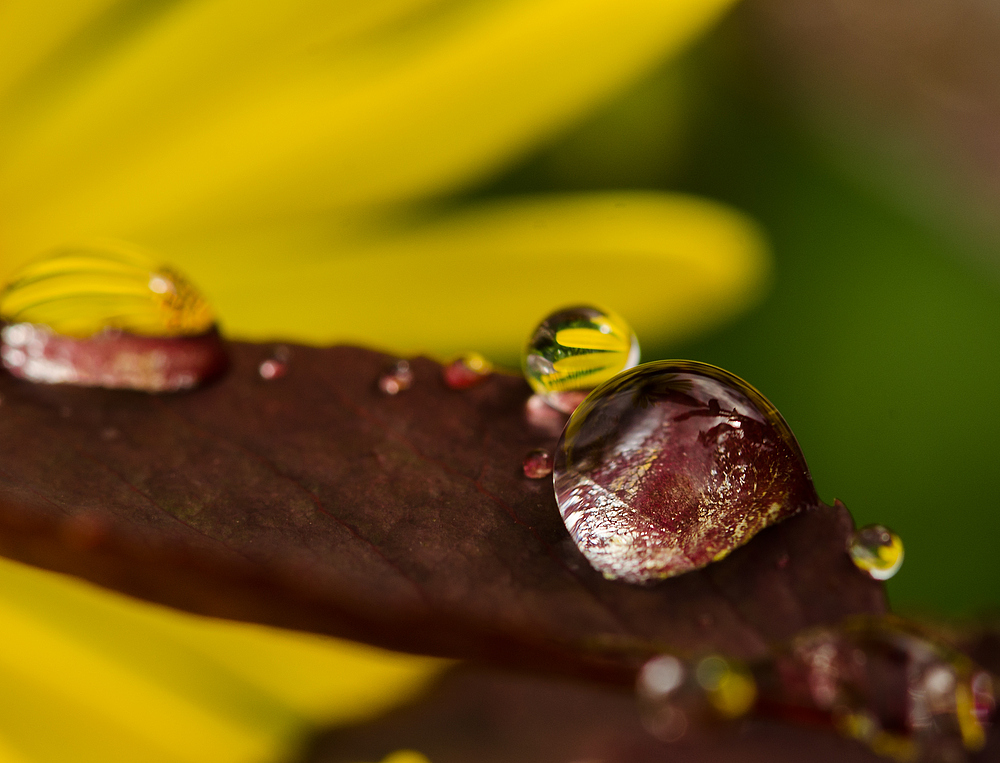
0,342 -> 884,682
304,634 -> 1000,763
300,665 -> 911,763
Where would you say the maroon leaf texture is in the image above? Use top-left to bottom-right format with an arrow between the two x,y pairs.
0,342 -> 885,682
303,664 -> 999,763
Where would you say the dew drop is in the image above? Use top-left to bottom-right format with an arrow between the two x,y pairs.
0,244 -> 226,391
522,448 -> 554,479
442,351 -> 493,390
258,347 -> 291,380
553,361 -> 818,582
522,305 -> 639,414
849,524 -> 904,581
637,654 -> 690,743
258,359 -> 286,380
379,360 -> 413,395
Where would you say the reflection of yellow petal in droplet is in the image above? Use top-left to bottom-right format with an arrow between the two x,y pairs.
555,327 -> 629,352
553,353 -> 623,374
0,243 -> 215,338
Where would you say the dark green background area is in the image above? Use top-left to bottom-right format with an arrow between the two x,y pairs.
483,16 -> 1000,616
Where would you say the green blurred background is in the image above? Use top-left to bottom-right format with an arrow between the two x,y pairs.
483,8 -> 1000,616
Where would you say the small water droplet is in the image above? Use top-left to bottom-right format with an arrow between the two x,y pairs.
522,305 -> 639,413
637,654 -> 690,742
639,655 -> 686,700
442,352 -> 493,390
379,360 -> 413,395
0,244 -> 226,391
522,448 -> 554,479
849,524 -> 904,580
258,359 -> 287,380
554,361 -> 818,582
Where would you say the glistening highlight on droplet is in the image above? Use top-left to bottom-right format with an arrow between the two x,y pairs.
0,244 -> 227,391
554,360 -> 819,583
522,305 -> 639,414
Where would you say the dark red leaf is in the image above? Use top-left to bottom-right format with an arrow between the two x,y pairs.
0,342 -> 885,682
303,637 -> 1000,763
300,666 -> 896,763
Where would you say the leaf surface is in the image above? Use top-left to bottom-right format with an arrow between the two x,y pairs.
0,342 -> 885,682
301,666 -> 893,763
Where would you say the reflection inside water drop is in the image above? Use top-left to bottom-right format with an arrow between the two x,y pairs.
0,244 -> 226,391
849,524 -> 904,581
554,361 -> 818,582
522,305 -> 639,413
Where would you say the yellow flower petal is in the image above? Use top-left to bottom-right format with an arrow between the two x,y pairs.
0,0 -> 738,259
0,0 -> 118,100
0,557 -> 446,763
165,191 -> 769,362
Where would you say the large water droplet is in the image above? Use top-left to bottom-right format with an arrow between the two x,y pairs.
849,524 -> 904,581
0,245 -> 226,391
554,361 -> 818,582
522,305 -> 639,414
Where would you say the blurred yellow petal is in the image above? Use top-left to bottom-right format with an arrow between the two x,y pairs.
162,191 -> 769,362
0,0 -> 738,259
0,557 -> 446,763
0,0 -> 118,99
